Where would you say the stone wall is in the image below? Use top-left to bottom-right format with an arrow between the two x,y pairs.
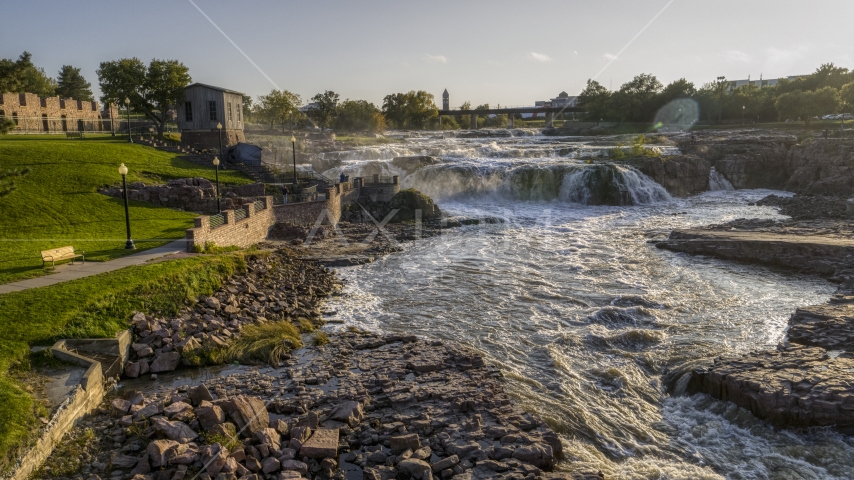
181,129 -> 245,152
0,92 -> 110,133
630,155 -> 712,197
3,330 -> 132,480
185,196 -> 275,252
273,185 -> 343,226
785,139 -> 854,196
101,178 -> 265,214
356,175 -> 401,203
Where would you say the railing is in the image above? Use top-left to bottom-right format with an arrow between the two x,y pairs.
254,199 -> 266,212
365,176 -> 397,185
234,207 -> 247,221
209,213 -> 225,230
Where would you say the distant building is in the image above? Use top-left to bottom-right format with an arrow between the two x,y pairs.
725,75 -> 808,92
0,92 -> 115,133
442,89 -> 449,110
177,83 -> 245,152
529,91 -> 578,118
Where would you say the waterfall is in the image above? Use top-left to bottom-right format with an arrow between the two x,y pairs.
709,167 -> 734,191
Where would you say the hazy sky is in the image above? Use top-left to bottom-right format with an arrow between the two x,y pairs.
3,0 -> 852,108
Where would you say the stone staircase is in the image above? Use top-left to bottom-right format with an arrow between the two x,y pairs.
136,138 -> 204,155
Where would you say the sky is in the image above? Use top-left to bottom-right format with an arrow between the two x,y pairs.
2,0 -> 853,108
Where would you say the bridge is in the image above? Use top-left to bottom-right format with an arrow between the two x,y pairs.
438,106 -> 585,129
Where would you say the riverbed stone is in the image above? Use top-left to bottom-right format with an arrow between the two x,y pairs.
390,434 -> 420,453
147,440 -> 179,468
152,417 -> 198,443
150,352 -> 181,372
299,428 -> 338,459
223,395 -> 269,436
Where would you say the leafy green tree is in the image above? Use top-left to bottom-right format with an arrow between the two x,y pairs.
577,79 -> 611,121
0,52 -> 56,96
0,118 -> 14,134
775,87 -> 840,125
440,116 -> 460,130
307,90 -> 340,131
241,94 -> 254,122
335,99 -> 383,132
608,73 -> 662,122
457,101 -> 472,129
381,91 -> 438,129
56,65 -> 93,100
840,82 -> 854,114
256,89 -> 301,132
97,57 -> 191,137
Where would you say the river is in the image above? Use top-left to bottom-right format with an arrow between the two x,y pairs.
314,133 -> 854,479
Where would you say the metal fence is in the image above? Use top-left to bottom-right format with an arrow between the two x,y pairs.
254,199 -> 266,212
209,213 -> 225,230
234,207 -> 247,222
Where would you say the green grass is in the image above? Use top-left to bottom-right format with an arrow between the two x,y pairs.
0,135 -> 252,284
0,253 -> 245,472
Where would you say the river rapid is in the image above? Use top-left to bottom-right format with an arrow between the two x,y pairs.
316,134 -> 854,479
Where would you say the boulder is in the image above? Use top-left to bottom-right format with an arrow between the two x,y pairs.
110,453 -> 139,470
398,458 -> 431,479
188,384 -> 214,405
299,428 -> 338,459
329,400 -> 363,425
111,398 -> 132,417
222,395 -> 269,436
147,440 -> 179,468
280,459 -> 308,475
150,352 -> 181,373
200,443 -> 228,476
152,417 -> 198,443
196,405 -> 226,431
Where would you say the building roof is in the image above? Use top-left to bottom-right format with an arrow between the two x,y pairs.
443,89 -> 449,96
185,83 -> 245,96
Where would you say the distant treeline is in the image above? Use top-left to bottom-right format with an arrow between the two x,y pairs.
579,63 -> 854,126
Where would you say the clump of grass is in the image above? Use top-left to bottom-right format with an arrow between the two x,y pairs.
610,134 -> 660,159
312,331 -> 330,346
297,319 -> 316,333
194,242 -> 243,254
221,322 -> 303,365
202,431 -> 240,450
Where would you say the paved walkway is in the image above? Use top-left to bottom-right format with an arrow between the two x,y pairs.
0,240 -> 188,295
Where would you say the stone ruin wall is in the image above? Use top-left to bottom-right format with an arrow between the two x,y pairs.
100,178 -> 266,214
185,196 -> 276,252
181,129 -> 246,152
0,92 -> 117,132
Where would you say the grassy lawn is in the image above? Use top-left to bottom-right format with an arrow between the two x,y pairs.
0,135 -> 252,284
0,252 -> 245,473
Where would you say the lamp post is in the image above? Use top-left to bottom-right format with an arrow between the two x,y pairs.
290,135 -> 297,189
216,122 -> 223,166
124,97 -> 132,143
212,157 -> 221,213
118,163 -> 135,249
742,105 -> 745,124
717,76 -> 726,124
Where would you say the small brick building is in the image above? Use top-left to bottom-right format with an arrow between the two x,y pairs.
0,92 -> 116,133
177,83 -> 246,154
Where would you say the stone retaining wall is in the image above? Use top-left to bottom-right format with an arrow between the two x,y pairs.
273,185 -> 343,226
0,92 -> 112,133
185,196 -> 275,252
2,331 -> 131,480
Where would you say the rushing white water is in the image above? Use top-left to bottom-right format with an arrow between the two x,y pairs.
709,167 -> 735,191
318,134 -> 853,479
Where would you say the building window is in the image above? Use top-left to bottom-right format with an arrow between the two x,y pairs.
19,93 -> 26,106
228,102 -> 233,122
60,99 -> 66,109
40,97 -> 47,108
208,101 -> 217,121
91,101 -> 97,111
237,103 -> 241,123
77,100 -> 83,110
185,102 -> 193,122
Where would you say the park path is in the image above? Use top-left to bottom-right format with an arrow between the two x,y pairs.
0,240 -> 188,295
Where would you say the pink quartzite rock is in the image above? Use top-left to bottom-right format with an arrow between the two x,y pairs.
150,351 -> 181,372
222,395 -> 269,436
300,428 -> 339,459
147,439 -> 179,468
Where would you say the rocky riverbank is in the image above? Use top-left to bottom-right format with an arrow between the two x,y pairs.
38,331 -> 601,480
659,193 -> 854,434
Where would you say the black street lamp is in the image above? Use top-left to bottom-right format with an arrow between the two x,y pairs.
216,122 -> 224,166
124,97 -> 132,143
742,105 -> 745,124
118,163 -> 135,249
212,156 -> 221,213
290,135 -> 297,189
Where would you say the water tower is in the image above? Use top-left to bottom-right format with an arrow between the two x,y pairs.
442,89 -> 449,110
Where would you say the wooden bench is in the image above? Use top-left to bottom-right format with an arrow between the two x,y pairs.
65,132 -> 85,139
41,246 -> 84,268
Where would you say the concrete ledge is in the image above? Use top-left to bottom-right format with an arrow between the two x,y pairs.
1,330 -> 131,480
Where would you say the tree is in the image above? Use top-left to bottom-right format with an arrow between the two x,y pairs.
335,99 -> 382,132
242,94 -> 254,122
255,89 -> 301,132
56,65 -> 93,100
97,57 -> 191,137
306,90 -> 340,131
457,101 -> 472,128
841,82 -> 854,113
775,87 -> 840,125
0,119 -> 29,197
0,52 -> 56,96
609,73 -> 663,122
382,91 -> 438,130
577,79 -> 611,121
